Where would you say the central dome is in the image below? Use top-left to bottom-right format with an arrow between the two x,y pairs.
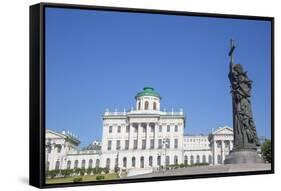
135,87 -> 161,99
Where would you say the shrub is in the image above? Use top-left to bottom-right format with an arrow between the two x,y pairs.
87,167 -> 92,175
80,168 -> 86,176
96,175 -> 105,180
261,139 -> 271,163
73,177 -> 83,183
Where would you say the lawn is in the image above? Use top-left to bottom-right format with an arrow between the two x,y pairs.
46,173 -> 119,184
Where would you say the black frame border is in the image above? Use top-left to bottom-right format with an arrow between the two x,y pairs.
29,2 -> 275,189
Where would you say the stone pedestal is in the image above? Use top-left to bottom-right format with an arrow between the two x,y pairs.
224,149 -> 264,164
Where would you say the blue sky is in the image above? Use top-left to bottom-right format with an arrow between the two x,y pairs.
45,7 -> 271,147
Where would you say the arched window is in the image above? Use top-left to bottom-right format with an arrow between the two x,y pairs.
88,159 -> 93,168
47,161 -> 50,171
184,155 -> 188,165
81,159 -> 86,169
157,155 -> 161,166
96,159 -> 100,168
123,157 -> 127,168
209,155 -> 212,164
174,155 -> 178,165
47,146 -> 51,153
196,155 -> 200,164
165,156 -> 170,166
67,160 -> 71,169
138,101 -> 141,110
153,102 -> 157,110
132,157 -> 136,167
217,155 -> 222,164
56,145 -> 62,153
106,158 -> 110,168
145,101 -> 149,110
190,155 -> 194,165
202,155 -> 206,163
74,160 -> 79,169
149,156 -> 153,167
55,160 -> 60,170
140,156 -> 144,168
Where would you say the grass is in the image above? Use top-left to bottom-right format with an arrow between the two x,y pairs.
46,173 -> 119,184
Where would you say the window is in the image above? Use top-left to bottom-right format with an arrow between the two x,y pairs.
184,156 -> 188,165
142,139 -> 146,149
134,126 -> 138,133
190,155 -> 194,165
149,156 -> 153,167
81,159 -> 86,169
116,140 -> 120,150
109,126 -> 112,133
55,160 -> 60,170
74,160 -> 79,169
126,125 -> 129,133
175,125 -> 178,132
174,155 -> 178,165
150,126 -> 154,132
115,158 -> 118,168
133,140 -> 138,150
47,146 -> 51,153
174,139 -> 178,149
143,126 -> 146,133
107,140 -> 112,151
166,139 -> 170,149
217,155 -> 222,164
150,139 -> 154,149
167,125 -> 170,132
132,157 -> 136,167
140,156 -> 144,168
209,155 -> 212,164
158,139 -> 162,149
145,101 -> 149,110
153,102 -> 157,110
165,156 -> 170,165
196,155 -> 200,163
56,145 -> 61,153
96,159 -> 100,168
88,159 -> 93,168
123,157 -> 127,168
47,161 -> 50,171
159,125 -> 162,132
157,155 -> 161,166
118,126 -> 121,133
106,158 -> 110,168
67,160 -> 71,169
202,155 -> 206,163
138,101 -> 141,110
125,140 -> 129,150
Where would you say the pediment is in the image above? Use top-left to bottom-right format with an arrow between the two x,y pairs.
46,129 -> 65,139
212,126 -> 233,135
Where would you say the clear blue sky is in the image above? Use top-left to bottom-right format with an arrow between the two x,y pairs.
45,7 -> 271,147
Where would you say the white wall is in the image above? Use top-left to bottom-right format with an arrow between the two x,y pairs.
0,0 -> 279,191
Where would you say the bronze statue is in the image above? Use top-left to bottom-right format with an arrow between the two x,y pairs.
228,40 -> 260,150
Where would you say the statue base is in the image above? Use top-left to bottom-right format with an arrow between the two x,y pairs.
224,149 -> 264,164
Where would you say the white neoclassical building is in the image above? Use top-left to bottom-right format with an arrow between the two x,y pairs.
46,87 -> 234,175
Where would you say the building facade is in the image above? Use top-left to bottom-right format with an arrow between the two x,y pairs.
46,87 -> 234,175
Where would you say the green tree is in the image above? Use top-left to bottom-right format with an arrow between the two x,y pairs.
261,139 -> 271,163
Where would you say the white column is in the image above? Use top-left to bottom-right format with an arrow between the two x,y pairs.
221,140 -> 225,164
213,140 -> 217,165
137,123 -> 142,149
230,140 -> 233,151
129,123 -> 134,150
146,123 -> 150,149
154,123 -> 157,149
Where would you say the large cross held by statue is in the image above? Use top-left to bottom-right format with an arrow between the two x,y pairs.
228,39 -> 235,64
